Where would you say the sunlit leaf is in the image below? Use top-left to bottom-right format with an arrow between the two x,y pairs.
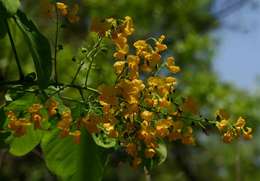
0,0 -> 20,18
7,125 -> 43,156
5,94 -> 38,112
41,129 -> 80,178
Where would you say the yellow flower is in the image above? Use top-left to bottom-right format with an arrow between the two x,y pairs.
147,76 -> 163,87
155,35 -> 167,52
127,55 -> 140,70
167,65 -> 180,73
223,130 -> 234,143
141,111 -> 153,122
103,123 -> 118,138
68,4 -> 80,23
144,97 -> 158,107
47,98 -> 58,117
98,85 -> 118,106
113,33 -> 128,50
133,40 -> 148,56
113,49 -> 128,60
216,119 -> 229,131
8,118 -> 31,137
56,2 -> 68,16
243,127 -> 253,140
123,16 -> 135,36
165,76 -> 177,86
166,56 -> 180,73
235,116 -> 246,130
145,148 -> 156,158
28,104 -> 43,113
31,113 -> 42,129
113,61 -> 126,74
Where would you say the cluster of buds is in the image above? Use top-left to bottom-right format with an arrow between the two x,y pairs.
7,111 -> 31,137
28,104 -> 43,129
216,110 -> 252,143
46,98 -> 81,144
6,104 -> 45,136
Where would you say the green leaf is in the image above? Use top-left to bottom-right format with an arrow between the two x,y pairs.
7,125 -> 43,156
15,10 -> 52,89
0,107 -> 6,129
72,130 -> 108,181
5,94 -> 38,112
92,133 -> 116,148
41,129 -> 80,178
155,141 -> 167,165
0,18 -> 7,39
0,0 -> 20,18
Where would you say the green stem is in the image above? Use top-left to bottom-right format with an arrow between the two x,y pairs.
54,6 -> 59,84
5,19 -> 24,80
71,61 -> 84,85
84,37 -> 103,87
85,57 -> 94,87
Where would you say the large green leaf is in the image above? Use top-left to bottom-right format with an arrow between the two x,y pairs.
0,18 -> 7,39
7,125 -> 43,156
41,129 -> 108,181
73,130 -> 108,181
0,0 -> 20,18
15,10 -> 52,89
41,129 -> 80,178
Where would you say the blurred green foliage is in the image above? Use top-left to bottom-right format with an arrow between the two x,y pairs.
1,0 -> 260,181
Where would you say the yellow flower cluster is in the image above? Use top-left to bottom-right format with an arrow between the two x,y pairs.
7,104 -> 43,136
47,2 -> 79,23
216,110 -> 252,143
46,99 -> 81,144
89,16 -> 194,167
7,111 -> 31,137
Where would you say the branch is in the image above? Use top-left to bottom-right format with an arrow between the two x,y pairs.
54,5 -> 60,84
0,80 -> 100,94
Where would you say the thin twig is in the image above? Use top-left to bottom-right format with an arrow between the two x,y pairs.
84,37 -> 103,87
54,6 -> 59,84
71,61 -> 85,85
5,19 -> 24,80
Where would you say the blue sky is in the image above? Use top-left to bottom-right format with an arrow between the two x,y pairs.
213,0 -> 260,92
